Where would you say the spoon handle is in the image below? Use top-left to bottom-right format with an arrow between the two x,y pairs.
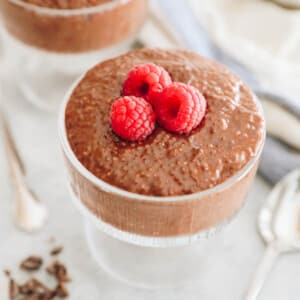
244,242 -> 281,300
1,109 -> 47,232
0,109 -> 25,178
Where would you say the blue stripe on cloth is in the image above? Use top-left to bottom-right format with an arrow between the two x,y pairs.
260,137 -> 300,184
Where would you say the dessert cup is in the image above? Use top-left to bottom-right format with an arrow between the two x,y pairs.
59,72 -> 266,288
0,0 -> 148,110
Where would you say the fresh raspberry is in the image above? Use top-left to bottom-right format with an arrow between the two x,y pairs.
110,96 -> 156,141
122,63 -> 172,105
155,83 -> 206,134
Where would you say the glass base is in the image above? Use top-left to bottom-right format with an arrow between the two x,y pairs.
69,184 -> 233,248
69,185 -> 236,288
1,29 -> 133,111
84,218 -> 228,289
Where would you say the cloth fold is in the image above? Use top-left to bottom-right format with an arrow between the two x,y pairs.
155,0 -> 300,184
260,137 -> 300,183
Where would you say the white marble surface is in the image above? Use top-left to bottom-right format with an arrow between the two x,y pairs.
0,49 -> 300,300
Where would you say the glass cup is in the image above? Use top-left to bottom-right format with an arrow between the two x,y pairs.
0,0 -> 148,110
58,74 -> 266,288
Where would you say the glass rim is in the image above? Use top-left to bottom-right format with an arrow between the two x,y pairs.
58,67 -> 266,203
7,0 -> 127,16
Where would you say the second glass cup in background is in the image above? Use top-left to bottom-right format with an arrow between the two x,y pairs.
0,0 -> 148,110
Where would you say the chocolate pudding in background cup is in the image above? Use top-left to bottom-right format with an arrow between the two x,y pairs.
0,0 -> 148,110
59,48 -> 265,288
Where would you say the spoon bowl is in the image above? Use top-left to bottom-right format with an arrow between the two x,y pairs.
244,169 -> 300,300
258,169 -> 300,251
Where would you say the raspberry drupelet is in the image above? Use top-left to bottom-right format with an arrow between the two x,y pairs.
122,63 -> 172,105
110,96 -> 156,141
155,83 -> 207,134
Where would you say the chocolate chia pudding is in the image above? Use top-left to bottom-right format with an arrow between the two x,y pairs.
60,48 -> 265,237
0,0 -> 148,53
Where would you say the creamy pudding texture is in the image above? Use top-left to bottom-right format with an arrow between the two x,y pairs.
22,0 -> 111,9
65,49 -> 264,197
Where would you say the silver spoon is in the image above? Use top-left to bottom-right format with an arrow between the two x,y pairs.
244,169 -> 300,300
0,109 -> 48,232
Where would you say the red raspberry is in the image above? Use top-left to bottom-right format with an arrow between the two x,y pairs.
110,96 -> 156,141
122,63 -> 172,105
155,83 -> 206,134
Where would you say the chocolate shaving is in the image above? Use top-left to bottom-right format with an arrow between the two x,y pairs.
7,250 -> 71,299
22,281 -> 55,299
20,256 -> 43,272
19,278 -> 50,295
14,278 -> 56,300
9,279 -> 19,299
47,260 -> 70,282
55,282 -> 69,298
50,246 -> 63,256
40,290 -> 57,300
